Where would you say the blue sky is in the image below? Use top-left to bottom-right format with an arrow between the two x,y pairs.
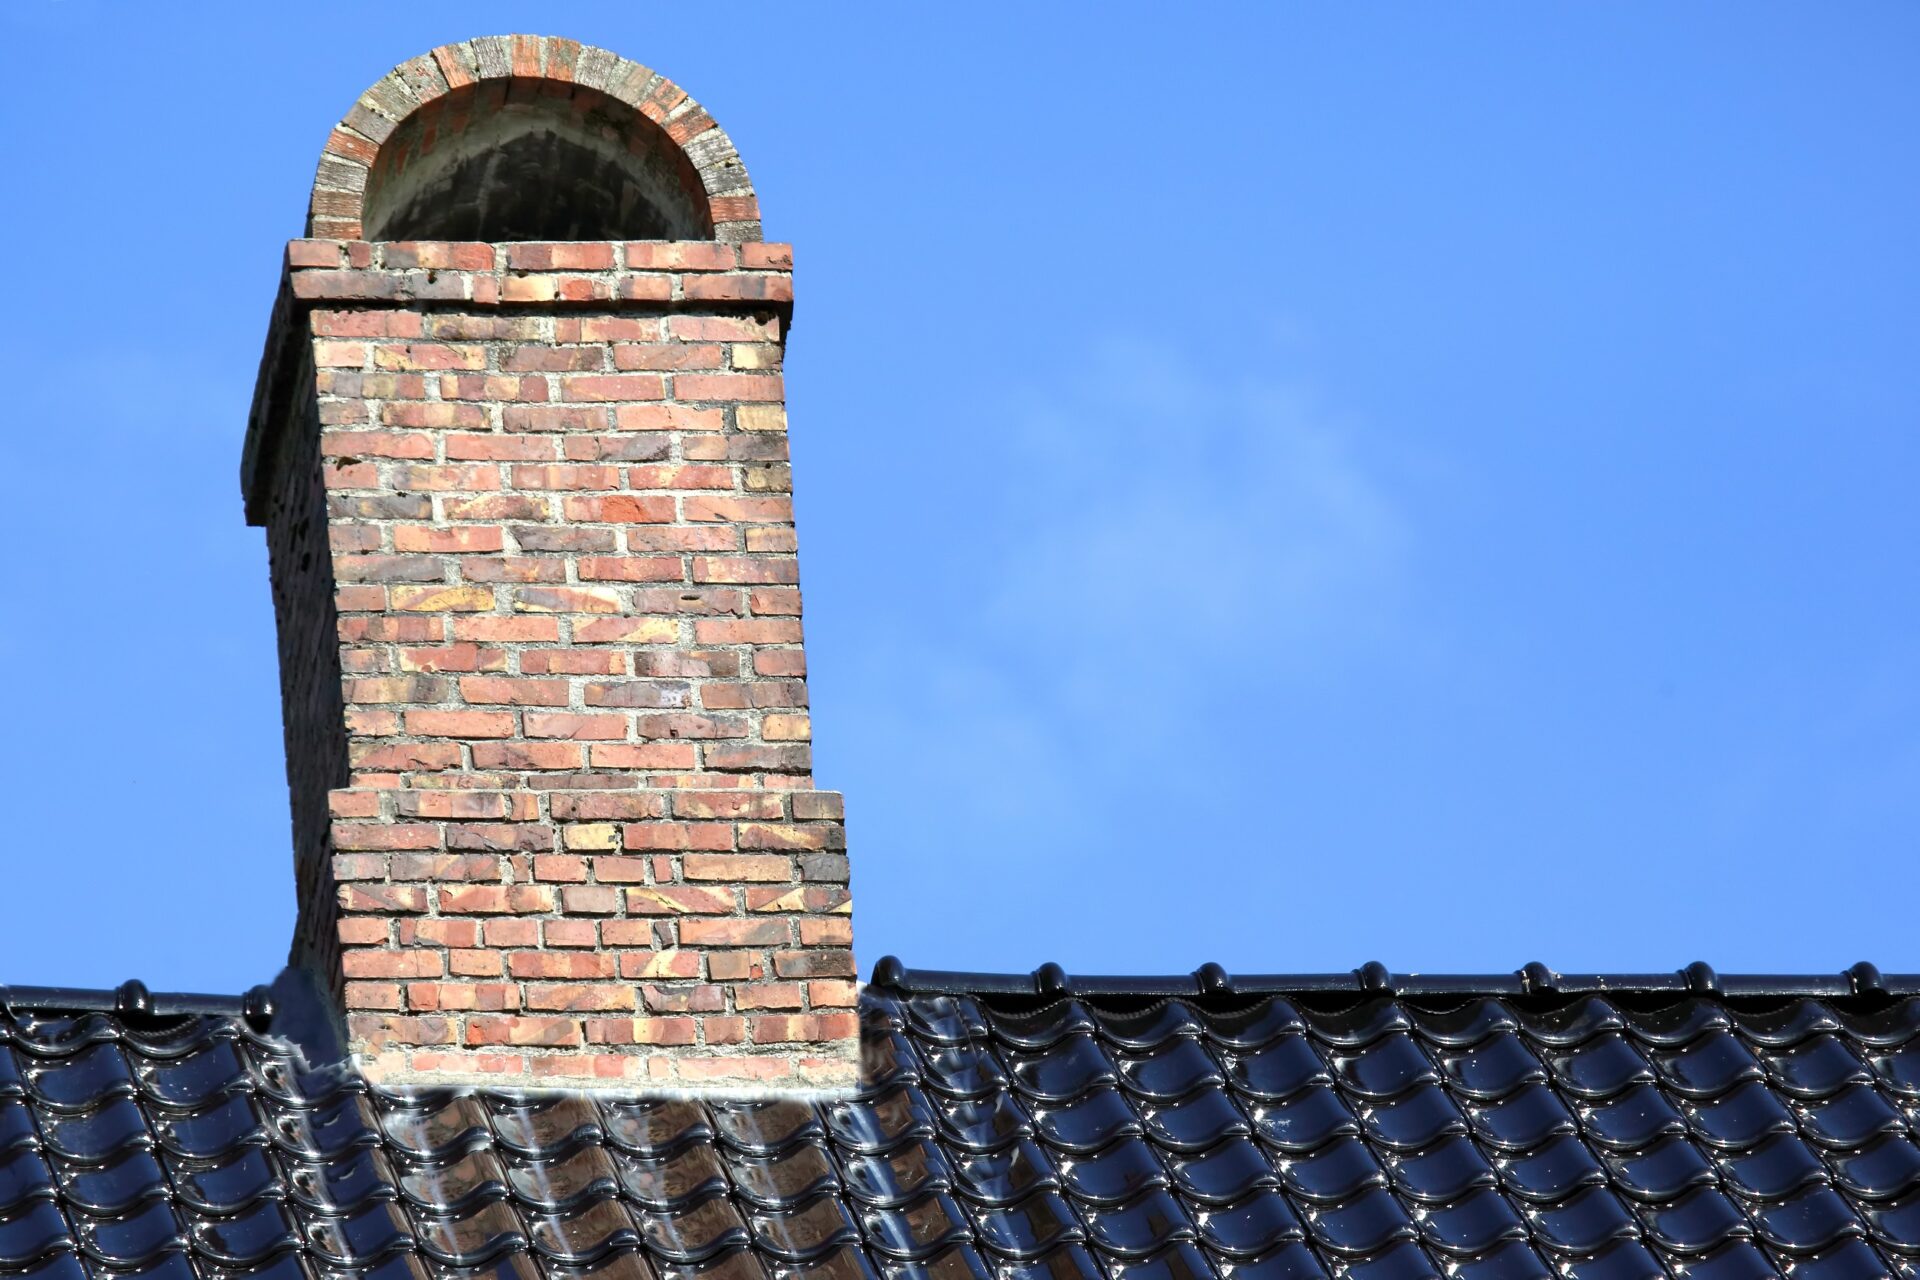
0,5 -> 1914,994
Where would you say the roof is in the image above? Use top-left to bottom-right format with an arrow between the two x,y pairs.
1,965 -> 1919,1280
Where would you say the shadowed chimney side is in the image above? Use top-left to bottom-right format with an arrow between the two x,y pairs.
242,35 -> 854,1091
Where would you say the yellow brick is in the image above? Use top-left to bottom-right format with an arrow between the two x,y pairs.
736,403 -> 787,432
762,714 -> 811,741
563,824 -> 619,850
391,585 -> 495,612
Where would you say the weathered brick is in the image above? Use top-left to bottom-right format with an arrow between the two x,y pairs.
625,884 -> 737,914
749,1013 -> 859,1044
525,983 -> 636,1012
342,950 -> 444,979
508,951 -> 614,979
583,1017 -> 696,1046
679,917 -> 791,946
466,1016 -> 583,1047
438,885 -> 556,914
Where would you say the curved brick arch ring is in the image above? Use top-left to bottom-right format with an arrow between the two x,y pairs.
309,34 -> 761,243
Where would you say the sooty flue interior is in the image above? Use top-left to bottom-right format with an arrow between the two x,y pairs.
368,120 -> 706,242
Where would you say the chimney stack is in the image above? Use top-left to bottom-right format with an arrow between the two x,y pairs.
242,35 -> 855,1090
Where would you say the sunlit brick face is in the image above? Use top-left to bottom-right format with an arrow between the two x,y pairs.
244,36 -> 855,1091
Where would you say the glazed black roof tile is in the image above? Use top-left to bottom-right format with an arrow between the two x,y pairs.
3,968 -> 1920,1280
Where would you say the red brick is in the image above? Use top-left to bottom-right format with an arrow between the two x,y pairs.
560,375 -> 666,403
504,405 -> 609,432
470,741 -> 581,770
484,918 -> 541,947
508,951 -> 614,979
735,983 -> 804,1010
616,948 -> 703,979
400,918 -> 481,948
337,918 -> 390,946
459,676 -> 570,706
614,404 -> 725,432
625,884 -> 736,914
561,495 -> 675,524
692,556 -> 799,585
613,343 -> 724,371
466,1016 -> 582,1047
582,1016 -> 695,1046
438,885 -> 556,913
708,952 -> 766,982
693,618 -> 804,644
681,274 -> 793,304
800,918 -> 853,947
685,854 -> 792,882
525,983 -> 636,1012
532,855 -> 588,882
679,918 -> 791,946
513,586 -> 623,614
560,885 -> 621,914
675,374 -> 786,401
507,243 -> 616,270
449,950 -> 505,977
641,984 -> 726,1013
773,949 -> 857,979
441,374 -> 548,402
341,950 -> 444,979
332,822 -> 440,851
633,713 -> 745,740
393,526 -> 504,553
750,1013 -> 859,1044
448,824 -> 555,852
453,616 -> 561,642
399,644 -> 507,674
624,242 -> 736,271
445,434 -> 557,461
543,919 -> 599,948
387,852 -> 501,879
577,557 -> 681,582
549,794 -> 665,820
623,822 -> 734,852
672,792 -> 779,821
338,884 -> 429,914
405,710 -> 516,739
344,981 -> 403,1010
588,743 -> 697,769
349,1014 -> 455,1047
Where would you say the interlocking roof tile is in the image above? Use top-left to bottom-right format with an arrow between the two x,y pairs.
1,967 -> 1919,1280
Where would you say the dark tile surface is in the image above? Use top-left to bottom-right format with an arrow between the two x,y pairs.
2,986 -> 1919,1279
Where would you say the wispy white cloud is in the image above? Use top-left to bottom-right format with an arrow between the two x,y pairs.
833,335 -> 1409,765
834,336 -> 1415,966
978,340 -> 1407,716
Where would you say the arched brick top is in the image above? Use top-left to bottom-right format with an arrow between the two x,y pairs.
310,35 -> 761,243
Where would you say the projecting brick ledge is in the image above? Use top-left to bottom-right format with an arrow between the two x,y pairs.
243,240 -> 792,528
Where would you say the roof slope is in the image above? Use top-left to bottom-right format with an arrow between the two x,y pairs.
0,977 -> 1918,1280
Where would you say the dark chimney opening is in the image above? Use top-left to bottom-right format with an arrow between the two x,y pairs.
362,83 -> 712,243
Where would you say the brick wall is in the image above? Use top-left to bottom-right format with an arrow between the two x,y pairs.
261,367 -> 350,990
243,39 -> 857,1092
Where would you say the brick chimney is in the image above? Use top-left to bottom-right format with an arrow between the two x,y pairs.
241,36 -> 855,1091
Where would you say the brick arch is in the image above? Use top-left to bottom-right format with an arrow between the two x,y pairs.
309,35 -> 762,243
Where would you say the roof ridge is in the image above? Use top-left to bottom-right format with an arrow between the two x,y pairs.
9,959 -> 1916,1030
872,956 -> 1920,1000
0,978 -> 274,1026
